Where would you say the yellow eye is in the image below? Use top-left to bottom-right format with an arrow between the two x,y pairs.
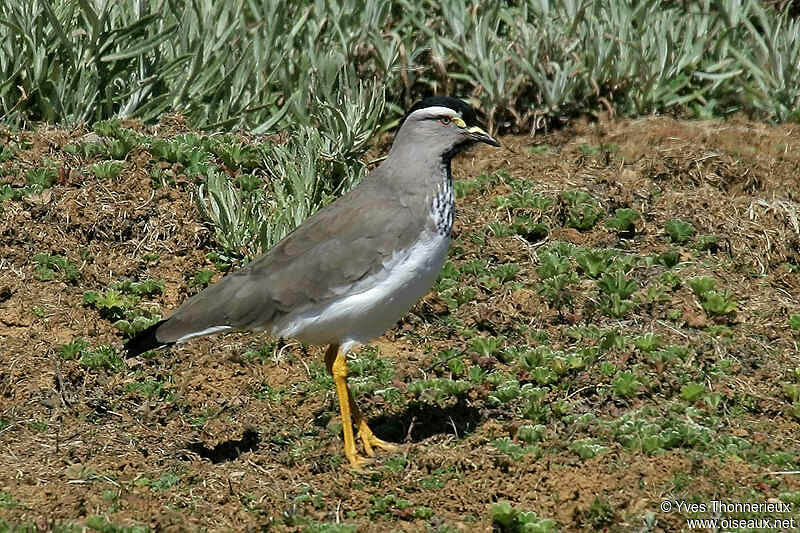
439,116 -> 452,125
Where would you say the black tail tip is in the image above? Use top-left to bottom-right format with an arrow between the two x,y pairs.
124,319 -> 171,357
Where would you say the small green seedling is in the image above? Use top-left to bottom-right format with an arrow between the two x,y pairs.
491,437 -> 539,460
454,178 -> 481,199
213,140 -> 260,170
632,333 -> 661,352
605,208 -> 640,233
79,345 -> 124,371
597,270 -> 637,299
491,501 -> 557,533
469,335 -> 504,357
93,118 -> 123,137
113,279 -> 164,296
494,263 -> 521,283
113,315 -> 161,336
665,219 -> 696,243
655,250 -> 680,268
58,338 -> 89,359
189,269 -> 215,289
91,160 -> 124,179
567,203 -> 603,231
688,276 -> 716,297
569,439 -> 609,459
0,145 -> 16,162
33,253 -> 80,282
611,371 -> 640,397
526,144 -> 551,154
561,191 -> 603,230
575,249 -> 614,278
700,290 -> 737,316
517,424 -> 545,444
461,258 -> 489,276
25,167 -> 58,189
695,234 -> 719,252
488,380 -> 521,405
680,382 -> 706,402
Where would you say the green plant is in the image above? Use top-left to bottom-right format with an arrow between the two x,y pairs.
91,160 -> 124,180
0,145 -> 16,162
688,276 -> 716,297
517,424 -> 546,444
633,333 -> 661,352
491,501 -> 557,533
126,379 -> 173,401
79,345 -> 124,371
605,208 -> 640,233
491,437 -> 540,461
655,250 -> 680,268
790,314 -> 800,330
136,472 -> 180,491
25,166 -> 58,189
494,263 -> 521,283
83,289 -> 135,321
569,439 -> 609,459
582,497 -> 616,528
700,290 -> 738,316
612,371 -> 641,398
597,270 -> 637,298
0,491 -> 22,508
113,279 -> 164,296
189,269 -> 215,289
687,276 -> 737,316
695,234 -> 719,252
575,249 -> 615,278
566,201 -> 603,231
461,258 -> 489,276
489,380 -> 521,405
58,338 -> 89,359
33,253 -> 80,282
680,382 -> 707,402
469,336 -> 504,357
665,219 -> 696,243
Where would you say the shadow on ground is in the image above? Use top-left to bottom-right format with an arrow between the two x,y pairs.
369,399 -> 482,443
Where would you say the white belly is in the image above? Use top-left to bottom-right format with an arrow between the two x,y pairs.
271,231 -> 450,353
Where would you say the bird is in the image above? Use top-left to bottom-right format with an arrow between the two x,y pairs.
125,96 -> 500,468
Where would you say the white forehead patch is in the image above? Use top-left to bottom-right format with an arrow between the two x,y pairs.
407,105 -> 460,121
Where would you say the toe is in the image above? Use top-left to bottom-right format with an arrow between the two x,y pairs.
345,453 -> 373,471
370,437 -> 399,452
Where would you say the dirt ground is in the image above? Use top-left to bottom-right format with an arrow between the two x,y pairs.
1,115 -> 799,532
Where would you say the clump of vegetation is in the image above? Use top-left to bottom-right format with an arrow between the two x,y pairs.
25,166 -> 58,190
665,219 -> 696,244
605,208 -> 640,234
562,190 -> 603,231
491,501 -> 557,533
535,243 -> 579,313
33,253 -> 80,282
83,279 -> 163,335
688,276 -> 738,318
91,160 -> 124,180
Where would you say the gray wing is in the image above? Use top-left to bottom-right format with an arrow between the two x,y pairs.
153,176 -> 420,344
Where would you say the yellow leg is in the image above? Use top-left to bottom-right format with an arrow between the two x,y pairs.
324,344 -> 397,467
325,344 -> 366,469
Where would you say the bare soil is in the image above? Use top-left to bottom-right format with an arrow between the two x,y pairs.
1,116 -> 799,532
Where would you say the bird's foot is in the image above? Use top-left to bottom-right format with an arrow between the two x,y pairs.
344,450 -> 374,471
357,419 -> 399,457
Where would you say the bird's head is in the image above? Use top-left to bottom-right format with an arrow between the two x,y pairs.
393,96 -> 500,162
